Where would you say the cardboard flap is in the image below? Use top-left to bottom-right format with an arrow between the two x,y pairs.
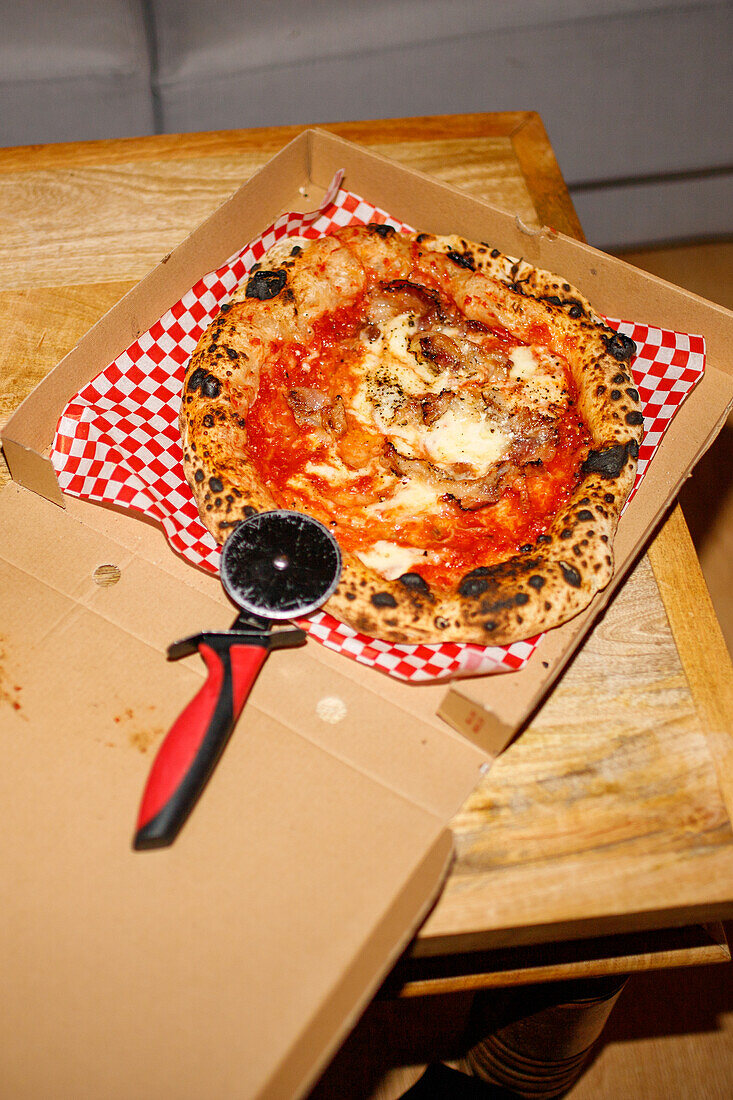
0,482 -> 484,1099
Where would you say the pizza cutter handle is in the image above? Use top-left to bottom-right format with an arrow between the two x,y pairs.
133,638 -> 268,850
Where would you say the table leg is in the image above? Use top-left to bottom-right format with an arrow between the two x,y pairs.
461,975 -> 627,1097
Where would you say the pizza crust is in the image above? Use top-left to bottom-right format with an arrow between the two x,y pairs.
181,225 -> 643,645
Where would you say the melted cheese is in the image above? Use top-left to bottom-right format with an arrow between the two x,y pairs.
367,480 -> 441,516
346,312 -> 571,491
508,345 -> 567,411
382,314 -> 463,382
356,541 -> 426,581
303,459 -> 343,478
353,314 -> 453,426
423,398 -> 511,474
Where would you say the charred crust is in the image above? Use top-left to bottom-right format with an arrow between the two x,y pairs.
224,346 -> 239,361
627,439 -> 640,459
582,443 -> 631,478
536,533 -> 552,544
218,302 -> 233,314
187,366 -> 222,399
481,596 -> 516,614
528,575 -> 546,589
515,592 -> 530,606
625,410 -> 644,426
610,389 -> 622,400
193,468 -> 204,483
290,245 -> 302,256
458,567 -> 492,598
543,293 -> 585,319
208,476 -> 224,493
245,269 -> 287,300
559,561 -> 583,588
371,223 -> 396,238
371,591 -> 398,609
202,414 -> 214,428
483,620 -> 498,632
626,388 -> 639,401
447,249 -> 475,271
243,505 -> 258,517
604,332 -> 637,361
576,509 -> 594,521
398,572 -> 432,597
458,576 -> 488,598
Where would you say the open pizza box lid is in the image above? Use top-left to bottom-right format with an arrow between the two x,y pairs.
1,129 -> 733,1098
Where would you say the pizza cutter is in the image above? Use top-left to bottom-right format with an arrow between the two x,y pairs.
133,510 -> 342,850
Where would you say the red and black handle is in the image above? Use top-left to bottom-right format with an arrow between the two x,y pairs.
133,618 -> 305,850
133,633 -> 271,849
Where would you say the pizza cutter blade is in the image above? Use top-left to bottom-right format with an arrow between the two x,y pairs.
133,510 -> 342,850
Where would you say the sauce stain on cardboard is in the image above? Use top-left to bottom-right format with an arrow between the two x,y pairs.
0,636 -> 25,718
111,705 -> 163,753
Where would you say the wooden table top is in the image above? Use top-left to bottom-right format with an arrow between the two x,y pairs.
1,112 -> 732,990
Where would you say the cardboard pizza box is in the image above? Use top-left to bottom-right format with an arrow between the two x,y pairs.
1,129 -> 733,1099
4,128 -> 733,745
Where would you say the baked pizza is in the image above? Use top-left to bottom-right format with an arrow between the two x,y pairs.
180,224 -> 643,645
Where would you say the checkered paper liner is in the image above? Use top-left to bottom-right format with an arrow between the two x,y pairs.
51,180 -> 705,682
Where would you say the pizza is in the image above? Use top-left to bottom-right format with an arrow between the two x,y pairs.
180,224 -> 643,645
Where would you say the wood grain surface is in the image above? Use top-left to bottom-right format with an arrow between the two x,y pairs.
422,554 -> 732,951
1,112 -> 732,978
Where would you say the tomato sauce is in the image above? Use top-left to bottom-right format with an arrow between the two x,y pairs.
244,287 -> 592,591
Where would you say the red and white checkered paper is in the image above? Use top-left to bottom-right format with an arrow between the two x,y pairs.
51,177 -> 705,682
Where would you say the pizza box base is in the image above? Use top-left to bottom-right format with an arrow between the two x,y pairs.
1,129 -> 733,1099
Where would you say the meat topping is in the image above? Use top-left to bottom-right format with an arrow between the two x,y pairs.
287,386 -> 330,426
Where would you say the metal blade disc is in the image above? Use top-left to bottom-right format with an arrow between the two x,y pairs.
220,510 -> 342,620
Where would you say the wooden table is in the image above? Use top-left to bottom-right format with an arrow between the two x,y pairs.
2,112 -> 732,1092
